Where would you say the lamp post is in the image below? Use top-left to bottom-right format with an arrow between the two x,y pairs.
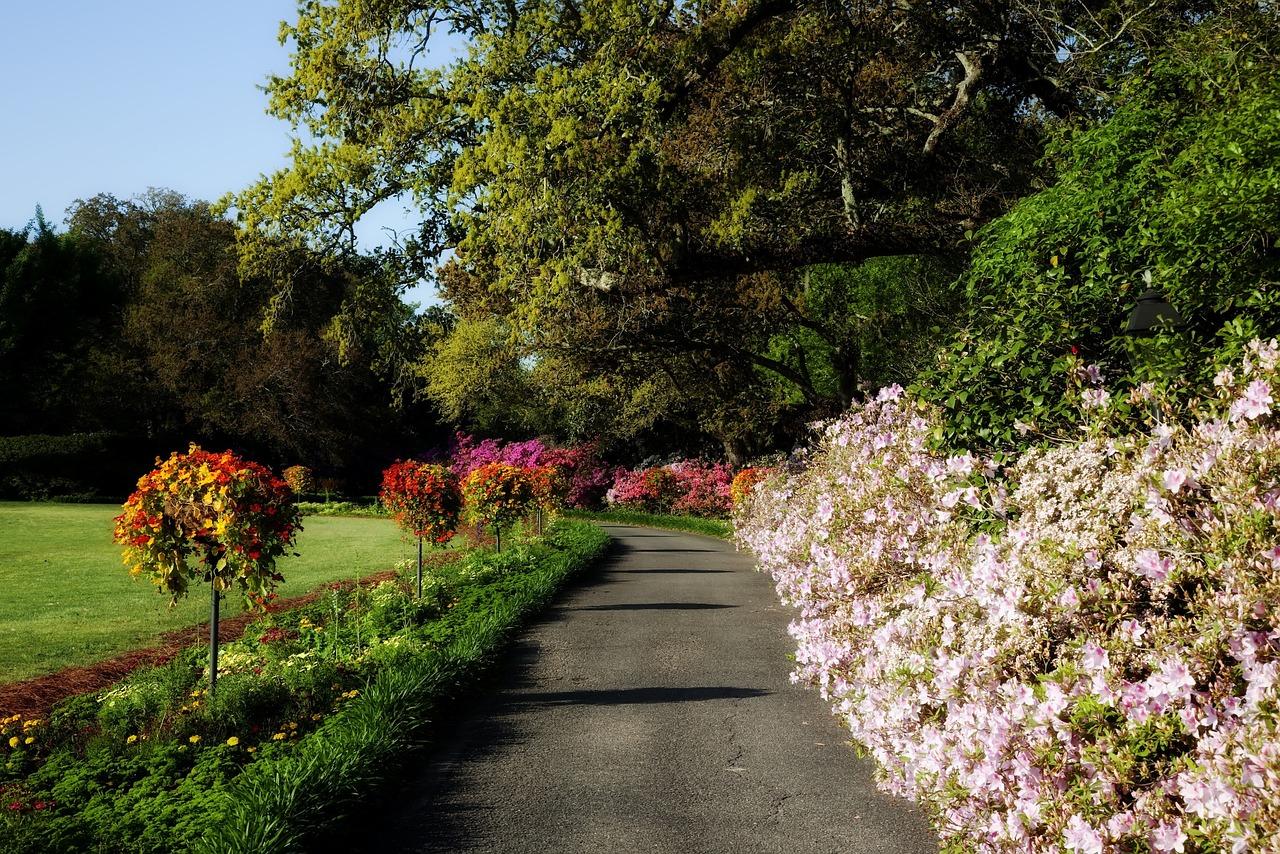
1125,289 -> 1184,337
1124,286 -> 1185,409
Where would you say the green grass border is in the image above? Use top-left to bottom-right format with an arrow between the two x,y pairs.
567,509 -> 733,540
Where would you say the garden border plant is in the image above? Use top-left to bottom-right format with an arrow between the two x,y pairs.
0,519 -> 608,854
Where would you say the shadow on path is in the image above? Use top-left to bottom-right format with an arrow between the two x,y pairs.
570,602 -> 736,611
609,568 -> 732,574
512,686 -> 770,707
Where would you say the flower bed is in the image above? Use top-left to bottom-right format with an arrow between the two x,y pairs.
736,342 -> 1280,853
0,521 -> 609,854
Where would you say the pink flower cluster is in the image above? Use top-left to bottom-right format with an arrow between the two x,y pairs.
606,460 -> 734,516
736,342 -> 1280,853
449,433 -> 551,476
448,433 -> 615,509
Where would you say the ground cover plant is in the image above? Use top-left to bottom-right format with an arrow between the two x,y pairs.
0,520 -> 609,853
737,341 -> 1280,852
0,503 -> 411,683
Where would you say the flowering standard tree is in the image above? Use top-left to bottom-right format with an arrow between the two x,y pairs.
282,464 -> 314,496
528,464 -> 568,534
461,463 -> 536,553
380,460 -> 463,596
737,341 -> 1280,854
114,445 -> 302,697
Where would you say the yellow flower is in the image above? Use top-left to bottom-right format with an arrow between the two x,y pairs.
23,737 -> 34,745
288,722 -> 297,730
226,736 -> 240,747
127,735 -> 138,744
247,746 -> 257,754
7,736 -> 18,749
188,735 -> 201,744
272,732 -> 285,741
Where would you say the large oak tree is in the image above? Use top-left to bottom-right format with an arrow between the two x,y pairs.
232,0 -> 1222,454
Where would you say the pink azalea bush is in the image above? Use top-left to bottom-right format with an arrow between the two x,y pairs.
449,433 -> 550,477
607,460 -> 733,516
670,460 -> 734,516
606,465 -> 684,512
448,434 -> 615,509
736,340 -> 1280,853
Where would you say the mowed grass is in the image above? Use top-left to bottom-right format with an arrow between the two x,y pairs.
0,502 -> 416,683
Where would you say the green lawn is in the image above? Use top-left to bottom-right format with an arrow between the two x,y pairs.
0,502 -> 416,683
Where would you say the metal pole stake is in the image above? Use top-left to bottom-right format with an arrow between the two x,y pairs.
209,575 -> 220,700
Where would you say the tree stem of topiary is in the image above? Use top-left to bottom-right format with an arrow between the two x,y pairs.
495,525 -> 502,554
209,572 -> 220,700
416,535 -> 423,598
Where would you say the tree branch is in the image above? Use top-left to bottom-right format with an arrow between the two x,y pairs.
923,51 -> 984,154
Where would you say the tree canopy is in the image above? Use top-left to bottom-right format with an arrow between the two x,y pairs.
231,0 -> 1271,454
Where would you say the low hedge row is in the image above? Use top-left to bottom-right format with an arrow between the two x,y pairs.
0,433 -> 163,500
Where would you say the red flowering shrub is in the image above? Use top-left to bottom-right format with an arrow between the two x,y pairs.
380,460 -> 462,544
607,461 -> 733,516
462,463 -> 537,530
113,444 -> 302,605
606,465 -> 683,513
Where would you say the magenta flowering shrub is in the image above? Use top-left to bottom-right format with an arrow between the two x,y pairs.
449,433 -> 550,477
736,341 -> 1280,854
541,444 -> 616,509
606,460 -> 733,516
670,460 -> 734,516
448,434 -> 615,509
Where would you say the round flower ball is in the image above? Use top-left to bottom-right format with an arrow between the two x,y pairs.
462,462 -> 537,529
380,460 -> 463,544
114,444 -> 302,605
282,465 -> 314,495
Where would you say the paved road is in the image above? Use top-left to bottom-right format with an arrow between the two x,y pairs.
350,525 -> 936,854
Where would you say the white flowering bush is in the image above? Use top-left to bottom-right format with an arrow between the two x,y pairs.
736,340 -> 1280,853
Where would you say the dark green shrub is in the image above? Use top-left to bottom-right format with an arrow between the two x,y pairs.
915,17 -> 1280,449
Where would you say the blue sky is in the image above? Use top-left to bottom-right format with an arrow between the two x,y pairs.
0,1 -> 460,307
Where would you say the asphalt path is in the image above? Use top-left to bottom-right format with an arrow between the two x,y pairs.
349,525 -> 936,854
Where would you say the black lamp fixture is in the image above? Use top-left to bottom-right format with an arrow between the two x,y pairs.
1125,275 -> 1184,337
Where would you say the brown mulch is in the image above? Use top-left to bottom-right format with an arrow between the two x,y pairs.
0,568 -> 417,720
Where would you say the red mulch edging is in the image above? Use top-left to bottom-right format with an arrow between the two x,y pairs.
0,570 -> 407,720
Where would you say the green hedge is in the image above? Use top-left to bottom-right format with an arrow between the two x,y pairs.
0,433 -> 160,499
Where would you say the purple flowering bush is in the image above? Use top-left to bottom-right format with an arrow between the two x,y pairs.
448,434 -> 616,509
449,432 -> 550,477
736,340 -> 1280,853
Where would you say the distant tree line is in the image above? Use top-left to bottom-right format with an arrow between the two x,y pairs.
0,191 -> 443,497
